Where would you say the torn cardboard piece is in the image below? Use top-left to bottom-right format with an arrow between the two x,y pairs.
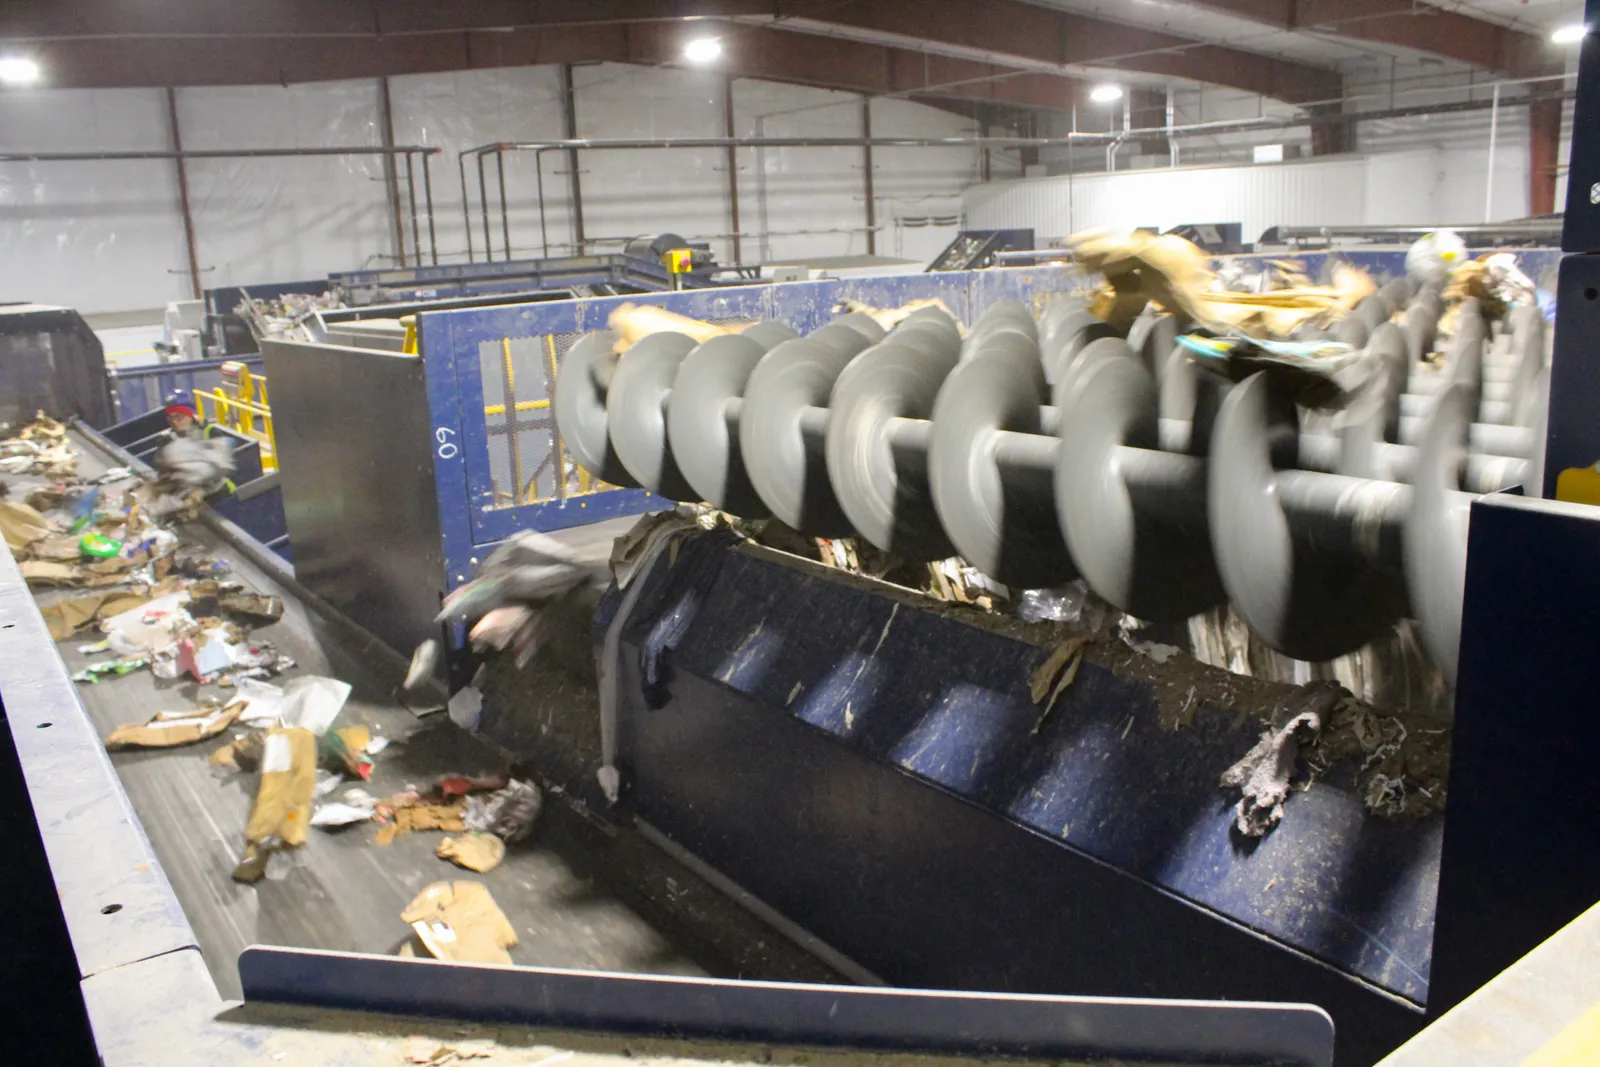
105,702 -> 243,750
232,726 -> 317,883
0,499 -> 53,552
219,592 -> 283,623
436,834 -> 506,873
40,590 -> 150,640
400,881 -> 518,965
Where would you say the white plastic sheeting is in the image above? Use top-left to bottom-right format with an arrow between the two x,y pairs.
390,66 -> 566,264
962,147 -> 1532,243
177,80 -> 391,289
964,156 -> 1367,242
0,88 -> 191,313
573,63 -> 733,264
870,97 -> 979,265
733,80 -> 868,266
3,65 -> 985,312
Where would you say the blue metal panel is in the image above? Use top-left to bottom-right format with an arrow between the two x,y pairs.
619,536 -> 1439,1004
1431,493 -> 1600,1012
603,535 -> 1426,1066
110,355 -> 263,420
418,314 -> 477,591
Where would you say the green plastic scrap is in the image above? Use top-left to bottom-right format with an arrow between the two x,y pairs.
79,532 -> 123,559
71,657 -> 151,684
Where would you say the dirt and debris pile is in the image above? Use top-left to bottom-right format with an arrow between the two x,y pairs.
1220,680 -> 1451,837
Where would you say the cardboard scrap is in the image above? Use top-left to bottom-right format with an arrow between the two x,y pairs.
436,834 -> 506,873
20,560 -> 83,586
105,702 -> 243,750
400,881 -> 518,965
218,592 -> 283,622
40,591 -> 150,640
232,726 -> 317,883
396,803 -> 467,834
0,499 -> 52,552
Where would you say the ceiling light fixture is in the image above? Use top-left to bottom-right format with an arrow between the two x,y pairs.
1090,84 -> 1124,104
0,57 -> 40,85
1552,23 -> 1587,44
683,37 -> 723,63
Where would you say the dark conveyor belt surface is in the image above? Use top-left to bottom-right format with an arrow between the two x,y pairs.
53,430 -> 841,1000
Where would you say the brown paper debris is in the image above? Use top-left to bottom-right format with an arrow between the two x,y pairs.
436,834 -> 506,873
233,726 -> 317,883
400,881 -> 518,965
209,729 -> 265,774
397,803 -> 468,834
608,302 -> 729,354
105,702 -> 243,750
1029,635 -> 1090,736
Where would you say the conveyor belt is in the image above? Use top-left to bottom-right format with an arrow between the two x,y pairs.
51,430 -> 842,1000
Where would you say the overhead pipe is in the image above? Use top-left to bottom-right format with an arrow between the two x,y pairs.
0,144 -> 443,267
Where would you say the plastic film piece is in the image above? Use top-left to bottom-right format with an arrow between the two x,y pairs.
606,331 -> 699,500
553,330 -> 638,487
826,340 -> 961,560
1209,373 -> 1408,662
740,329 -> 875,537
667,334 -> 772,516
930,345 -> 1074,589
1403,383 -> 1475,686
1055,355 -> 1224,621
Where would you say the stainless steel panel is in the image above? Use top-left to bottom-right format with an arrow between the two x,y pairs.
262,338 -> 446,659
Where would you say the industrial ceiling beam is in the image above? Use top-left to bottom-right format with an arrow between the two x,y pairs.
0,0 -> 1339,104
1182,0 -> 1556,77
0,20 -> 1095,119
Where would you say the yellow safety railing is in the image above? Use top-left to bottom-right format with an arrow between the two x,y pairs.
194,365 -> 278,472
485,335 -> 606,507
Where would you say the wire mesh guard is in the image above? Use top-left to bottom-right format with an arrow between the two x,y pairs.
478,319 -> 759,509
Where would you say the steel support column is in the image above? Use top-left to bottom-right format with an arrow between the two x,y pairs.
861,97 -> 877,256
1530,97 -> 1563,216
378,76 -> 408,266
724,75 -> 742,265
164,87 -> 202,300
562,64 -> 587,255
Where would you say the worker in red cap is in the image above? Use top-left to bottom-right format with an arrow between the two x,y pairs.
163,390 -> 210,439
